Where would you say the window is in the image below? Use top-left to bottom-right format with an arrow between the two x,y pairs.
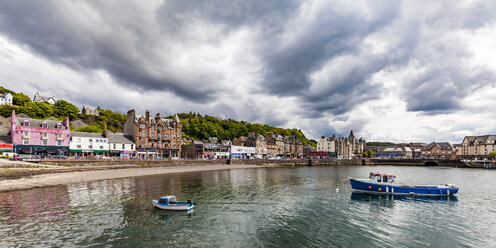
58,133 -> 62,138
122,144 -> 125,149
77,138 -> 81,142
24,131 -> 29,136
113,144 -> 116,149
89,139 -> 93,142
158,126 -> 162,130
42,123 -> 47,128
151,126 -> 154,130
24,121 -> 29,126
57,124 -> 62,129
23,139 -> 29,144
43,133 -> 47,137
57,140 -> 62,145
131,144 -> 134,149
158,134 -> 161,138
89,145 -> 93,149
165,134 -> 169,139
42,140 -> 47,145
140,124 -> 146,129
77,145 -> 81,149
152,133 -> 155,138
100,146 -> 103,149
158,141 -> 162,147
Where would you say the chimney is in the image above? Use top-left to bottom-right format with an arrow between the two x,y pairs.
65,117 -> 70,130
146,110 -> 150,121
103,130 -> 110,138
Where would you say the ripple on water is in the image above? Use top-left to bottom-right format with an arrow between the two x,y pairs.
1,166 -> 496,247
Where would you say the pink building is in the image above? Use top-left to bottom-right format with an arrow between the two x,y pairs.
11,111 -> 70,155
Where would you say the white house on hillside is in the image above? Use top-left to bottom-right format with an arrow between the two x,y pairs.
0,93 -> 13,105
33,92 -> 56,105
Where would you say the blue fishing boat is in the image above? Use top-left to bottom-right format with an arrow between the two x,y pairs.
152,195 -> 195,211
349,173 -> 459,196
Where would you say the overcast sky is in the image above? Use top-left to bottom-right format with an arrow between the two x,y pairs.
1,0 -> 496,143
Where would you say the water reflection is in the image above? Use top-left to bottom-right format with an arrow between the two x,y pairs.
0,166 -> 493,247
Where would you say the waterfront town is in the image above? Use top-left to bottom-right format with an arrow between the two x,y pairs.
0,91 -> 494,162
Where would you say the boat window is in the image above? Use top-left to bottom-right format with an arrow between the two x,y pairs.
159,199 -> 166,204
383,176 -> 388,182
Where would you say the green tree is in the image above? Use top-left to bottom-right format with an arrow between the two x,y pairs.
53,100 -> 79,119
0,105 -> 16,117
13,93 -> 31,106
18,102 -> 53,119
363,149 -> 374,158
0,86 -> 15,95
489,152 -> 496,157
74,125 -> 102,133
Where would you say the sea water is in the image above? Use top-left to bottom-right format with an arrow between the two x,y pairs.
0,166 -> 494,247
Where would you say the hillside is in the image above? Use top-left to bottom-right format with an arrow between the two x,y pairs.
0,86 -> 316,147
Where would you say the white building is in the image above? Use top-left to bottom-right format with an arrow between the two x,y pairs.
33,92 -> 56,105
317,135 -> 335,152
230,145 -> 256,159
0,93 -> 13,105
69,132 -> 109,157
108,132 -> 135,158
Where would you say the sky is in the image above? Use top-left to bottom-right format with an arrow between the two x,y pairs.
1,0 -> 496,143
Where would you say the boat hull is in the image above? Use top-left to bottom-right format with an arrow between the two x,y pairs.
349,178 -> 458,196
152,200 -> 194,211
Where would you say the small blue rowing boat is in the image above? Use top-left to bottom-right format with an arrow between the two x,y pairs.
152,195 -> 195,211
349,173 -> 459,196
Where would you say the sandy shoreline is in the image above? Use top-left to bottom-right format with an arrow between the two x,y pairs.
0,164 -> 264,193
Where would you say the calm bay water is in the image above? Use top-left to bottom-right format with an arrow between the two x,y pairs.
1,166 -> 495,247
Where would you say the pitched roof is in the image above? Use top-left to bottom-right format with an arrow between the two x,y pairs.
424,142 -> 453,150
33,92 -> 55,102
70,131 -> 105,138
108,133 -> 134,144
16,116 -> 68,129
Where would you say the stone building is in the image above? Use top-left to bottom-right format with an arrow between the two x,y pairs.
245,132 -> 267,157
284,135 -> 303,158
0,92 -> 13,105
265,132 -> 285,157
233,136 -> 248,146
81,106 -> 99,115
33,92 -> 56,105
181,141 -> 205,159
124,109 -> 182,159
460,135 -> 496,157
317,131 -> 365,159
421,142 -> 455,159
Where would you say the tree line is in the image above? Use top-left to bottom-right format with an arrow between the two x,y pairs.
1,86 -> 316,146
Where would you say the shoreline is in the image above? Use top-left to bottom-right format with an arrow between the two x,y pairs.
0,164 -> 264,193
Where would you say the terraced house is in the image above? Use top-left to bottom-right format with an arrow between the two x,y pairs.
460,135 -> 496,157
124,110 -> 182,159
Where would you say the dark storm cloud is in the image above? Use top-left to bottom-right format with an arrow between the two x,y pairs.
1,0 -> 496,125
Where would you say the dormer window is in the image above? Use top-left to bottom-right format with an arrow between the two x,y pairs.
24,120 -> 29,127
57,123 -> 62,129
42,122 -> 48,128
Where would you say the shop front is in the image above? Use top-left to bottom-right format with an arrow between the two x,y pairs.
137,148 -> 157,159
0,144 -> 13,153
70,149 -> 110,158
15,145 -> 69,157
109,150 -> 136,158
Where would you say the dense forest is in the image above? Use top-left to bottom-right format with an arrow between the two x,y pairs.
1,86 -> 316,147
